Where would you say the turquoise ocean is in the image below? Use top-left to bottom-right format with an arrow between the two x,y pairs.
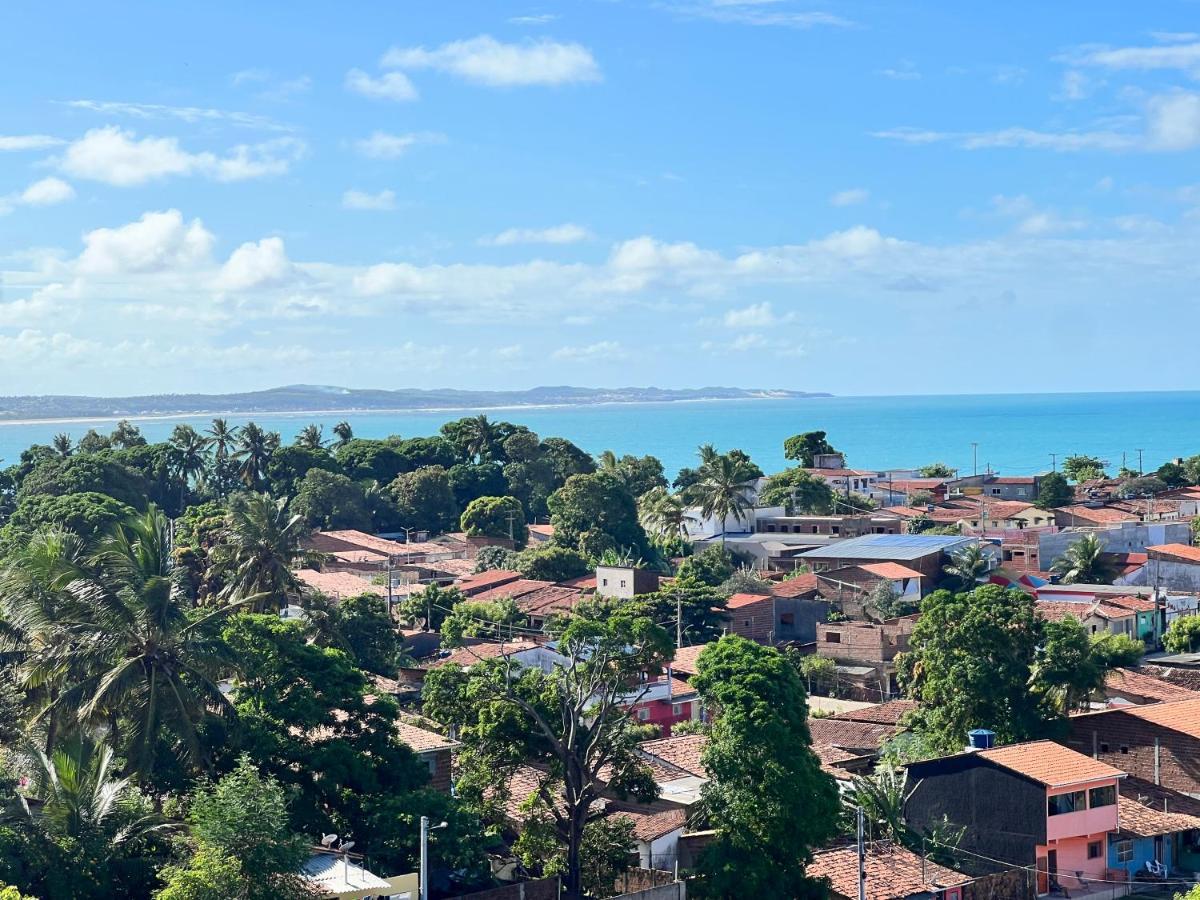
1,391 -> 1198,479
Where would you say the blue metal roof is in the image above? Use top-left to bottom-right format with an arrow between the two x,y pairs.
797,533 -> 972,561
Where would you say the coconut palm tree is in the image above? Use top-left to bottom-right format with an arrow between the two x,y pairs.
215,493 -> 306,613
294,423 -> 326,451
1050,533 -> 1116,584
943,543 -> 990,586
169,424 -> 210,503
0,527 -> 91,753
637,487 -> 689,538
51,433 -> 73,458
205,418 -> 239,462
332,420 -> 354,447
842,765 -> 909,842
58,508 -> 241,783
461,414 -> 499,462
234,422 -> 273,490
682,448 -> 756,546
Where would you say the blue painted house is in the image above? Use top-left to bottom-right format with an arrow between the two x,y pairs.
1110,778 -> 1200,879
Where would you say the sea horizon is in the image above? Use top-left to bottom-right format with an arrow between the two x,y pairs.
3,389 -> 1197,482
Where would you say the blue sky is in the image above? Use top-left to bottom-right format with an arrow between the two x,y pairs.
3,1 -> 1200,397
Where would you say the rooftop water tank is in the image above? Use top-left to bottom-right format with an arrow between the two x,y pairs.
967,728 -> 995,750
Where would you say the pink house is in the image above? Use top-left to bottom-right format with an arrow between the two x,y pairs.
906,740 -> 1126,896
622,675 -> 699,737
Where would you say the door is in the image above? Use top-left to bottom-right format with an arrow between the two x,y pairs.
1048,849 -> 1059,892
1036,856 -> 1049,895
1155,835 -> 1165,867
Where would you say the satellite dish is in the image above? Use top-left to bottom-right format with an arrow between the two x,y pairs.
340,841 -> 355,852
321,834 -> 338,847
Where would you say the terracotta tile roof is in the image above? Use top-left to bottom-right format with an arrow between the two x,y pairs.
557,574 -> 598,591
471,578 -> 555,602
670,643 -> 709,677
808,718 -> 900,752
1056,505 -> 1140,525
833,699 -> 918,726
326,548 -> 388,564
1148,543 -> 1200,563
1106,593 -> 1156,612
1118,777 -> 1200,837
500,764 -> 562,822
976,739 -> 1124,787
295,568 -> 387,598
423,557 -> 477,578
608,807 -> 687,843
455,569 -> 523,594
318,530 -> 453,558
883,505 -> 974,523
726,592 -> 772,609
990,476 -> 1036,485
1036,599 -> 1134,624
516,585 -> 586,617
428,639 -> 542,669
638,733 -> 708,777
857,562 -> 924,580
1142,664 -> 1200,693
1105,668 -> 1200,703
770,573 -> 819,597
528,524 -> 555,537
395,716 -> 458,754
809,843 -> 971,900
802,467 -> 879,478
1116,697 -> 1200,739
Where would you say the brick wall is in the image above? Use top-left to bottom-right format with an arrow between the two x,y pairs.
1064,712 -> 1200,795
816,620 -> 912,664
727,597 -> 775,644
426,748 -> 453,792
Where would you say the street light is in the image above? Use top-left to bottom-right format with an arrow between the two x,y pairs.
420,816 -> 447,900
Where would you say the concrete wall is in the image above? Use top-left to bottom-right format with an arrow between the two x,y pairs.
1064,712 -> 1200,796
1127,557 -> 1200,592
1040,522 -> 1191,563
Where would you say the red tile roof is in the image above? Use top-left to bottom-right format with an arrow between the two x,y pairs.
976,739 -> 1124,787
808,718 -> 900,752
1056,505 -> 1140,524
516,585 -> 586,617
858,562 -> 924,580
770,573 -> 819,597
670,643 -> 709,678
726,592 -> 772,609
455,569 -> 523,594
809,844 -> 971,900
1118,777 -> 1200,837
295,569 -> 387,598
395,717 -> 458,754
557,574 -> 598,591
470,578 -> 554,602
1105,668 -> 1200,704
1148,543 -> 1200,563
1036,599 -> 1135,624
833,699 -> 918,726
1106,594 -> 1156,613
1114,697 -> 1200,739
428,640 -> 542,669
608,807 -> 687,843
637,733 -> 708,777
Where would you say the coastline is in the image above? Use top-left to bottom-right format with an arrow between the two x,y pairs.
0,393 -> 817,429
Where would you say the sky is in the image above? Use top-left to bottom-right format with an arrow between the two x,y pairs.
3,1 -> 1200,398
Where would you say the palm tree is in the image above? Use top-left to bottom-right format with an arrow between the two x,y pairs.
109,420 -> 145,450
682,447 -> 756,546
234,422 -> 273,489
1051,534 -> 1116,584
169,424 -> 210,503
215,493 -> 306,613
461,414 -> 499,462
58,508 -> 241,783
294,423 -> 326,451
205,418 -> 239,462
0,527 -> 91,753
51,433 -> 73,458
943,543 -> 990,586
637,487 -> 689,538
332,420 -> 354,447
843,765 -> 909,842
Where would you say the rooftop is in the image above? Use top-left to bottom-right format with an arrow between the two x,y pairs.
855,562 -> 924,580
670,643 -> 709,677
1147,543 -> 1200,563
809,843 -> 971,900
637,733 -> 708,778
808,718 -> 901,752
799,533 -> 972,561
608,807 -> 687,843
295,568 -> 387,599
833,699 -> 918,726
726,592 -> 772,609
769,573 -> 820,597
1107,696 -> 1200,739
1118,777 -> 1200,838
976,739 -> 1124,787
1105,668 -> 1200,703
428,639 -> 543,669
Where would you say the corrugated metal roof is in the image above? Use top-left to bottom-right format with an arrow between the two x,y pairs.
799,533 -> 972,561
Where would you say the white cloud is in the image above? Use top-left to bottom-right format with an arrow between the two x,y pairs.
723,302 -> 782,328
353,131 -> 445,159
217,236 -> 295,290
382,35 -> 600,87
342,189 -> 397,211
1056,70 -> 1092,101
0,134 -> 66,151
19,177 -> 75,206
1146,92 -> 1200,150
482,223 -> 590,245
77,210 -> 214,274
663,2 -> 852,29
830,187 -> 869,207
0,330 -> 100,363
552,340 -> 625,361
62,99 -> 292,131
1075,41 -> 1200,76
344,68 -> 419,101
58,126 -> 304,186
810,226 -> 897,257
508,14 -> 558,25
609,236 -> 715,271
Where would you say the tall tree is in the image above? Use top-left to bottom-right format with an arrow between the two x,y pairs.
899,585 -> 1047,752
214,493 -> 306,612
782,431 -> 838,467
682,447 -> 757,545
170,424 -> 211,503
233,423 -> 277,490
331,420 -> 354,448
547,472 -> 649,557
942,543 -> 990,587
1035,471 -> 1073,509
50,434 -> 72,458
423,610 -> 671,898
637,487 -> 690,539
460,495 -> 528,547
757,468 -> 834,515
294,424 -> 326,451
690,636 -> 839,900
1032,616 -> 1143,714
1050,533 -> 1116,584
205,419 -> 239,462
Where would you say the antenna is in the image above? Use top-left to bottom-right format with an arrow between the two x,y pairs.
321,833 -> 338,847
340,841 -> 355,852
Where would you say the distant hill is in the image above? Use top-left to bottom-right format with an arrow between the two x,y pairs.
0,385 -> 830,421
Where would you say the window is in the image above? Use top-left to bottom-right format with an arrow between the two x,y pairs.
427,756 -> 439,776
1089,785 -> 1116,809
780,613 -> 795,626
672,703 -> 684,716
1115,840 -> 1134,863
1120,745 -> 1129,754
637,708 -> 650,722
1048,791 -> 1086,816
825,632 -> 841,643
620,579 -> 627,588
743,619 -> 751,627
1100,742 -> 1110,753
602,578 -> 608,586
1087,841 -> 1103,860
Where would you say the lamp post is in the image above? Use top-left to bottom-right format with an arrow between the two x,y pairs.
420,816 -> 447,900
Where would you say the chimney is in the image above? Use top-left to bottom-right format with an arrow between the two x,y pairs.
966,729 -> 995,751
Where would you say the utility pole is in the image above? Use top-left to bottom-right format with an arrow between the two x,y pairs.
420,816 -> 447,900
386,558 -> 394,621
971,442 -> 978,477
1050,453 -> 1057,473
676,589 -> 683,648
1137,448 -> 1145,475
857,805 -> 866,900
506,508 -> 515,543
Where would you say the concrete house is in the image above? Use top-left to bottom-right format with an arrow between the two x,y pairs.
798,534 -> 977,594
